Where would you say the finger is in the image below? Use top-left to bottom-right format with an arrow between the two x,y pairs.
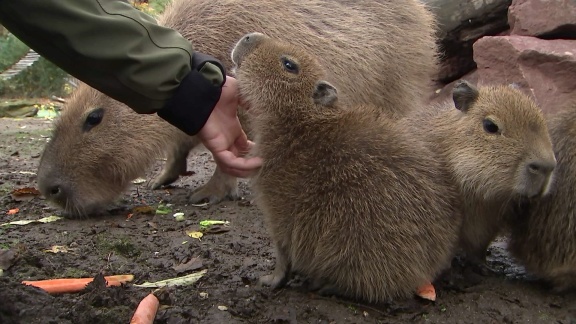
214,150 -> 263,171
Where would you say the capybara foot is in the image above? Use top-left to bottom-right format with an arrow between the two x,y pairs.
189,166 -> 239,204
258,273 -> 288,289
147,172 -> 181,190
189,182 -> 239,204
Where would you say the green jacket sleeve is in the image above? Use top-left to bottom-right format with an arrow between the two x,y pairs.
0,0 -> 225,135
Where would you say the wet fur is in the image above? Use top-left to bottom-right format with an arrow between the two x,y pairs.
405,82 -> 556,263
509,106 -> 576,292
36,0 -> 439,218
234,35 -> 462,303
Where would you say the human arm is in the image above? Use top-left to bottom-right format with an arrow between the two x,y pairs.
0,0 -> 261,176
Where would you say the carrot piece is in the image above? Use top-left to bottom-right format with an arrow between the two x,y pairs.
22,274 -> 134,294
415,282 -> 436,301
130,293 -> 160,324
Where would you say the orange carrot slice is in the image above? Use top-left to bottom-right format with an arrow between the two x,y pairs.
130,293 -> 160,324
416,282 -> 436,301
22,274 -> 134,294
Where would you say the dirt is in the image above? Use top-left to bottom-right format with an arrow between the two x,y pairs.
0,117 -> 574,324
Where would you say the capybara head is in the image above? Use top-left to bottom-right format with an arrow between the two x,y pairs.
448,80 -> 556,200
232,32 -> 338,116
37,85 -> 183,218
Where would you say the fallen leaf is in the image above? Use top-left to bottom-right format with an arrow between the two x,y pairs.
186,231 -> 203,240
199,220 -> 230,229
133,269 -> 207,288
173,212 -> 185,222
148,222 -> 158,230
131,206 -> 155,215
10,187 -> 41,202
172,257 -> 203,273
0,215 -> 63,227
155,204 -> 172,215
0,249 -> 17,271
6,208 -> 19,215
191,202 -> 209,207
131,177 -> 147,184
203,225 -> 230,234
44,245 -> 70,253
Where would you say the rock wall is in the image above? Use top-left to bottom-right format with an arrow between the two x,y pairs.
427,0 -> 576,115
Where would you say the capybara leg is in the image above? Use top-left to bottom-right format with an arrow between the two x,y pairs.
189,166 -> 239,204
147,145 -> 192,190
259,245 -> 290,289
550,273 -> 576,293
316,283 -> 341,298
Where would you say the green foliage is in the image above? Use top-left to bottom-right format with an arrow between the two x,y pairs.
0,34 -> 69,98
0,34 -> 28,71
0,57 -> 69,98
149,0 -> 172,14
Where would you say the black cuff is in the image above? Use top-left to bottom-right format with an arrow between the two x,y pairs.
157,53 -> 226,136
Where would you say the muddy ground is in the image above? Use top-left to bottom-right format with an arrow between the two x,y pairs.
0,116 -> 574,324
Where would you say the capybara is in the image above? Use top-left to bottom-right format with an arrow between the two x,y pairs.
508,106 -> 576,292
232,32 -> 462,302
406,80 -> 556,265
37,0 -> 439,218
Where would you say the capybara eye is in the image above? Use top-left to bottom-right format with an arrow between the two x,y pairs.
83,108 -> 104,132
483,118 -> 499,134
281,57 -> 299,74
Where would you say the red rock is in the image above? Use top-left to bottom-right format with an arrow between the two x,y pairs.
473,35 -> 576,115
508,0 -> 576,37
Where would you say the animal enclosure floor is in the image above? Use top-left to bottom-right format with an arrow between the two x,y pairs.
0,117 -> 574,324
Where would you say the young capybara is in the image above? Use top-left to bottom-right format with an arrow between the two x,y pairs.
232,32 -> 462,302
36,0 -> 439,218
405,80 -> 556,265
508,106 -> 576,292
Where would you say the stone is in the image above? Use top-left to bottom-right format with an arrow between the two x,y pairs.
508,0 -> 576,37
473,35 -> 576,115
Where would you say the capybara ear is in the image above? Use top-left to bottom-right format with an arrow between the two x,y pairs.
313,80 -> 338,107
452,80 -> 479,113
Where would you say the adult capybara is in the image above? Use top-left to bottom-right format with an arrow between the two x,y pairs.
406,80 -> 556,265
508,106 -> 576,292
37,0 -> 439,218
233,32 -> 462,302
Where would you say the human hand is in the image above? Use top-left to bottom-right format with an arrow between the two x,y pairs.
197,76 -> 262,178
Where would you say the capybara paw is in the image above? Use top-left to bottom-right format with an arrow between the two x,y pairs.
258,273 -> 288,289
189,184 -> 239,204
146,173 -> 180,190
316,283 -> 340,297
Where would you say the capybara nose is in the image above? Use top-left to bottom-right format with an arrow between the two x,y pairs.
43,184 -> 66,201
527,159 -> 556,177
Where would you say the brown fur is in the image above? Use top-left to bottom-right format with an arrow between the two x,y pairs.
405,81 -> 556,264
508,105 -> 576,292
233,33 -> 462,302
36,0 -> 439,218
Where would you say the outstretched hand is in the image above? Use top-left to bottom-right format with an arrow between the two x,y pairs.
197,76 -> 262,178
